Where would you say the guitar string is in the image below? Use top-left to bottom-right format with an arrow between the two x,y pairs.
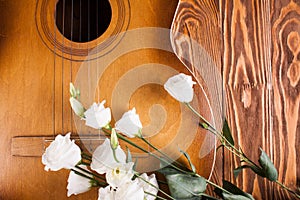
53,1 -> 57,140
88,0 -> 91,135
96,0 -> 99,101
70,0 -> 74,134
96,0 -> 101,138
79,0 -> 82,42
61,0 -> 66,135
78,0 -> 83,138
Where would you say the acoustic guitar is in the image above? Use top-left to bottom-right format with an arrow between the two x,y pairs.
1,0 -> 216,199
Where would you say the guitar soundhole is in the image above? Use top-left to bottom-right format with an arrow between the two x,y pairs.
55,0 -> 112,43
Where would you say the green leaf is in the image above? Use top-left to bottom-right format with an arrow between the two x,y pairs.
222,180 -> 255,200
201,194 -> 220,200
216,145 -> 223,152
179,148 -> 196,173
176,197 -> 201,200
223,193 -> 253,200
126,147 -> 138,170
233,165 -> 251,178
158,165 -> 181,176
159,157 -> 172,169
249,165 -> 265,177
133,158 -> 138,171
165,174 -> 207,199
222,119 -> 234,146
233,165 -> 265,178
258,148 -> 278,181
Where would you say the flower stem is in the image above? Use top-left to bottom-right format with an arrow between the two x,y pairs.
186,103 -> 300,198
75,165 -> 106,182
81,153 -> 92,161
194,174 -> 232,195
157,179 -> 168,185
185,102 -> 212,128
102,128 -> 194,176
186,103 -> 262,169
140,136 -> 191,171
135,173 -> 176,200
144,191 -> 168,200
118,132 -> 193,175
206,179 -> 232,195
112,149 -> 120,163
70,169 -> 107,187
275,180 -> 300,199
80,160 -> 91,166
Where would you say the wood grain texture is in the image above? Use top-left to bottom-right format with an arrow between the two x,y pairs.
221,0 -> 300,199
171,0 -> 300,199
222,0 -> 274,198
271,1 -> 300,199
170,0 -> 223,196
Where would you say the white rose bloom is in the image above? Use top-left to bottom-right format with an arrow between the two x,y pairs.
42,132 -> 81,171
67,165 -> 92,197
115,179 -> 144,200
69,97 -> 85,118
115,108 -> 143,138
98,186 -> 115,200
164,73 -> 196,103
91,138 -> 126,174
84,101 -> 111,129
106,162 -> 134,189
138,173 -> 159,200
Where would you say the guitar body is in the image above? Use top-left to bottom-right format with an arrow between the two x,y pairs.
0,0 -> 215,199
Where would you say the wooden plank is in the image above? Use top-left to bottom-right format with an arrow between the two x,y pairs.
271,1 -> 300,199
171,0 -> 300,199
221,0 -> 300,199
170,0 -> 223,196
221,0 -> 273,198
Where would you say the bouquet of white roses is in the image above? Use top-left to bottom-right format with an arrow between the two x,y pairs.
42,73 -> 300,200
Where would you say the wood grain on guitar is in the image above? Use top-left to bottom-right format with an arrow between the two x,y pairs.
1,0 -> 216,199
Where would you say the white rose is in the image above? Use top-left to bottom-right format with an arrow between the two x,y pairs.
106,162 -> 134,189
69,97 -> 85,118
84,101 -> 111,129
115,179 -> 144,200
115,108 -> 143,138
91,138 -> 126,174
164,73 -> 196,103
98,186 -> 115,200
67,165 -> 92,197
138,173 -> 159,200
42,132 -> 81,171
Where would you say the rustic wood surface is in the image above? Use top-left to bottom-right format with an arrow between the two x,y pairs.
170,0 -> 223,196
171,0 -> 300,199
0,0 -> 216,199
